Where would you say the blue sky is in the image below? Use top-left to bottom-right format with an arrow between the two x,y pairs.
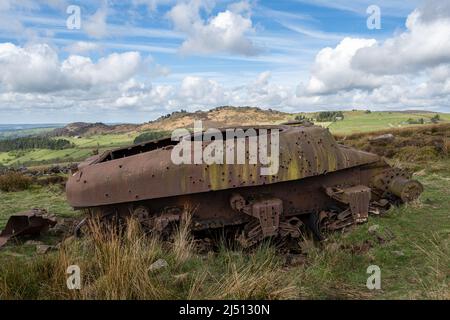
0,0 -> 448,123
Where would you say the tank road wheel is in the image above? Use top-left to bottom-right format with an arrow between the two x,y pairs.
307,208 -> 355,241
306,211 -> 325,241
236,219 -> 264,248
230,194 -> 309,249
131,206 -> 150,221
236,216 -> 305,249
127,205 -> 182,238
130,206 -> 151,230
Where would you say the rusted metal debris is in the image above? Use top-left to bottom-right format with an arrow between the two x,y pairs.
0,209 -> 56,248
325,185 -> 371,223
65,123 -> 423,247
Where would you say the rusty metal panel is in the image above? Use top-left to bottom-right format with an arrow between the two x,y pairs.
325,185 -> 371,223
66,125 -> 381,208
251,198 -> 282,237
0,209 -> 56,248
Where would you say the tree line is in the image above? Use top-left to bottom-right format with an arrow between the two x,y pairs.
134,131 -> 170,144
0,136 -> 73,152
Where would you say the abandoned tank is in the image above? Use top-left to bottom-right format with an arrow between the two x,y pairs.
66,123 -> 423,246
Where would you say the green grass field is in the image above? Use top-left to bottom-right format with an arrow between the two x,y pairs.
0,133 -> 138,166
327,111 -> 450,134
0,185 -> 75,229
296,110 -> 450,135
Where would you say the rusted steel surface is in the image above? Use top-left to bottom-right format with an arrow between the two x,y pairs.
387,176 -> 423,202
67,125 -> 380,208
0,209 -> 56,248
325,185 -> 371,223
65,123 -> 424,245
230,195 -> 282,237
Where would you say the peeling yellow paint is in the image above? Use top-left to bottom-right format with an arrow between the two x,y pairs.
208,163 -> 222,190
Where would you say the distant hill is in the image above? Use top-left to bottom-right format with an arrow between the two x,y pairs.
51,122 -> 138,137
49,107 -> 450,138
51,107 -> 291,137
139,106 -> 290,131
0,124 -> 64,140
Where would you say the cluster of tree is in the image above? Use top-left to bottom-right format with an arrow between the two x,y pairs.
134,131 -> 171,144
294,114 -> 313,122
0,136 -> 73,152
406,118 -> 425,125
156,110 -> 189,121
405,114 -> 441,125
315,111 -> 345,122
431,114 -> 441,123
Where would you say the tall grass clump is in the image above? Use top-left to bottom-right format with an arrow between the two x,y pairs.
0,211 -> 297,300
205,243 -> 297,299
0,172 -> 32,192
73,217 -> 167,299
172,206 -> 195,264
412,233 -> 449,300
0,217 -> 168,299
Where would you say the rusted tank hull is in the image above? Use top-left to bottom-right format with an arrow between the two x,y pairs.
66,124 -> 423,244
76,159 -> 417,231
67,125 -> 380,208
90,164 -> 364,222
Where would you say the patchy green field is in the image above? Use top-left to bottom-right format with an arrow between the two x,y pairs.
0,185 -> 77,229
297,110 -> 450,135
329,111 -> 450,134
311,161 -> 449,299
0,133 -> 138,166
65,133 -> 138,148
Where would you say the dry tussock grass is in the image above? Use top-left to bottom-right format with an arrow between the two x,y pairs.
412,233 -> 449,300
172,206 -> 195,265
0,172 -> 32,192
0,210 -> 297,300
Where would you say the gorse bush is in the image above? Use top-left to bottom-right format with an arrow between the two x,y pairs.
294,115 -> 313,122
431,114 -> 441,123
405,118 -> 424,125
315,111 -> 344,122
0,172 -> 32,192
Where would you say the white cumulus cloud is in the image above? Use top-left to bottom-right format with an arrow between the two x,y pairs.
166,0 -> 260,56
0,43 -> 144,93
301,38 -> 382,95
352,6 -> 450,74
300,0 -> 450,104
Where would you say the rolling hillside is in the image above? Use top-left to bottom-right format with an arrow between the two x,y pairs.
0,107 -> 448,167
